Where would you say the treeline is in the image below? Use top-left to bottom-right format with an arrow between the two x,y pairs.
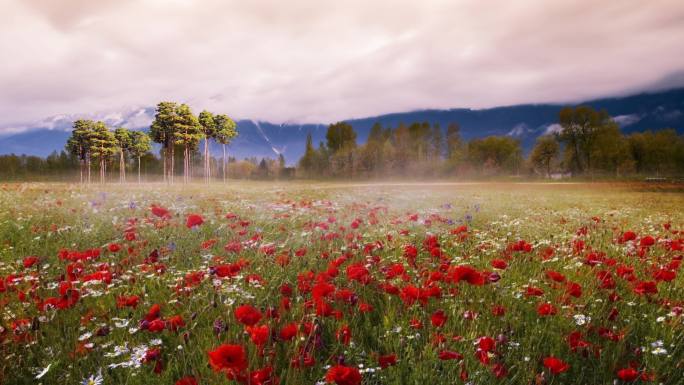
0,151 -> 80,179
0,151 -> 293,181
1,104 -> 683,181
298,121 -> 525,178
299,106 -> 684,179
532,107 -> 684,177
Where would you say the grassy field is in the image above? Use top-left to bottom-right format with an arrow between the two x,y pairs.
0,181 -> 682,385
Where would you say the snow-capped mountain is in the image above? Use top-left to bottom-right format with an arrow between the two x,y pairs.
1,88 -> 682,163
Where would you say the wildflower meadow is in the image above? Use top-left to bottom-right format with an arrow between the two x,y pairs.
0,182 -> 682,385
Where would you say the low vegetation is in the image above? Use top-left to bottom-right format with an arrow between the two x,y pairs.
0,182 -> 682,384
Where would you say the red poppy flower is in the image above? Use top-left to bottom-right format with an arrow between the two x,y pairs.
449,265 -> 485,285
117,295 -> 140,309
400,285 -> 420,306
151,205 -> 171,218
358,302 -> 373,313
325,364 -> 362,385
537,302 -> 557,316
279,323 -> 298,341
639,236 -> 655,247
617,367 -> 639,382
491,305 -> 506,316
186,214 -> 204,228
478,336 -> 496,352
378,354 -> 397,368
175,376 -> 198,385
543,356 -> 570,374
403,244 -> 418,260
566,331 -> 590,351
145,304 -> 162,322
633,281 -> 658,295
566,282 -> 582,298
167,315 -> 185,332
346,263 -> 371,284
235,304 -> 262,326
525,286 -> 544,296
438,350 -> 463,360
619,231 -> 637,243
207,344 -> 248,374
653,269 -> 676,282
247,325 -> 270,346
431,309 -> 447,327
492,363 -> 508,378
147,318 -> 166,332
509,239 -> 533,252
451,225 -> 468,235
336,324 -> 352,345
247,366 -> 277,385
545,270 -> 566,282
143,347 -> 161,363
22,256 -> 39,268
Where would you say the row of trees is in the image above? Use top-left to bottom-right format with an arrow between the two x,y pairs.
0,151 -> 80,179
298,121 -> 524,178
66,120 -> 152,184
149,102 -> 237,183
0,151 -> 294,181
64,102 -> 238,184
529,106 -> 684,177
299,106 -> 684,178
4,104 -> 680,181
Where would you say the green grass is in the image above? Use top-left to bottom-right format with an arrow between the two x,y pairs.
0,181 -> 682,385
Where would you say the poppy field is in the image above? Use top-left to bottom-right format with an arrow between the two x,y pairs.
0,182 -> 683,385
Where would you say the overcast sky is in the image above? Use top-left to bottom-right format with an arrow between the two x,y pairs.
1,0 -> 684,131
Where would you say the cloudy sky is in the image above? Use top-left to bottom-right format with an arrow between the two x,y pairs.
1,0 -> 684,131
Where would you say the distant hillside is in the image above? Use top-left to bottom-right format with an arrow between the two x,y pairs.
1,88 -> 682,163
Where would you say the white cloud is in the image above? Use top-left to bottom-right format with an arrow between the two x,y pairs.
1,0 -> 684,132
0,106 -> 153,137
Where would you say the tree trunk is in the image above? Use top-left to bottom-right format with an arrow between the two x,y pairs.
119,151 -> 124,183
171,146 -> 175,184
163,147 -> 167,183
204,137 -> 209,183
586,151 -> 592,179
183,145 -> 188,184
138,156 -> 141,184
222,144 -> 227,183
87,155 -> 91,184
573,136 -> 582,174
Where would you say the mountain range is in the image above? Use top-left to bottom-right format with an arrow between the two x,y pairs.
1,88 -> 683,164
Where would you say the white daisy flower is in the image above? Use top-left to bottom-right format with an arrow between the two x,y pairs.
81,369 -> 103,385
